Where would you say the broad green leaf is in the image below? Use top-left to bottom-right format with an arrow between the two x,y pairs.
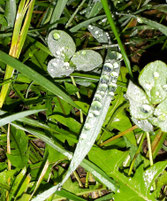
0,109 -> 44,127
0,50 -> 79,108
126,81 -> 153,119
89,148 -> 167,201
7,128 -> 29,168
88,25 -> 109,43
139,60 -> 167,104
49,114 -> 82,134
47,30 -> 76,60
47,58 -> 74,78
71,50 -> 103,71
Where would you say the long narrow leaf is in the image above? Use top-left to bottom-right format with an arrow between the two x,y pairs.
0,51 -> 79,108
0,109 -> 45,127
32,50 -> 121,200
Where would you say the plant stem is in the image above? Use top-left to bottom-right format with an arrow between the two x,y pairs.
100,125 -> 138,146
101,0 -> 133,77
146,132 -> 153,166
128,133 -> 146,175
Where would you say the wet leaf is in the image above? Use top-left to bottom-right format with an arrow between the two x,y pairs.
71,50 -> 102,71
88,25 -> 109,43
126,81 -> 153,119
139,60 -> 167,104
47,30 -> 76,60
149,98 -> 167,132
47,58 -> 74,78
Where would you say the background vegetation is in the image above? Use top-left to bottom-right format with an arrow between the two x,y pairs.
0,0 -> 167,200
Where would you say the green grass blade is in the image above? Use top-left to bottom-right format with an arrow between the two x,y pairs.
5,0 -> 16,27
32,50 -> 121,200
0,51 -> 79,108
136,16 -> 167,37
0,0 -> 35,108
11,122 -> 117,198
50,0 -> 68,29
0,109 -> 45,127
101,0 -> 132,77
33,188 -> 87,201
70,15 -> 105,32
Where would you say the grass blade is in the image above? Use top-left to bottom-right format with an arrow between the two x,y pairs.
32,50 -> 121,200
0,51 -> 79,108
0,109 -> 45,127
5,0 -> 16,27
101,0 -> 132,77
11,122 -> 117,199
0,0 -> 35,108
50,0 -> 68,29
70,15 -> 105,32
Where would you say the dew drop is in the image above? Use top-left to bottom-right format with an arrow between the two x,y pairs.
94,94 -> 102,102
100,75 -> 109,84
99,83 -> 108,92
158,114 -> 166,122
104,62 -> 113,72
163,84 -> 167,91
81,50 -> 86,55
111,71 -> 118,78
145,83 -> 152,90
137,17 -> 143,23
92,101 -> 102,111
84,123 -> 91,130
53,32 -> 60,40
113,62 -> 119,69
140,104 -> 152,114
109,91 -> 114,96
109,82 -> 117,92
89,112 -> 94,118
92,110 -> 100,116
153,72 -> 159,78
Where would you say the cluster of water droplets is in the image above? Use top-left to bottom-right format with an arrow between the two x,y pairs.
82,53 -> 121,131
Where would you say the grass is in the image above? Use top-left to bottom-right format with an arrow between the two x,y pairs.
0,0 -> 167,200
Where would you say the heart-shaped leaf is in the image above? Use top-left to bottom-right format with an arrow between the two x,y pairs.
47,30 -> 76,60
71,50 -> 102,71
126,81 -> 154,119
47,58 -> 74,78
139,60 -> 167,104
